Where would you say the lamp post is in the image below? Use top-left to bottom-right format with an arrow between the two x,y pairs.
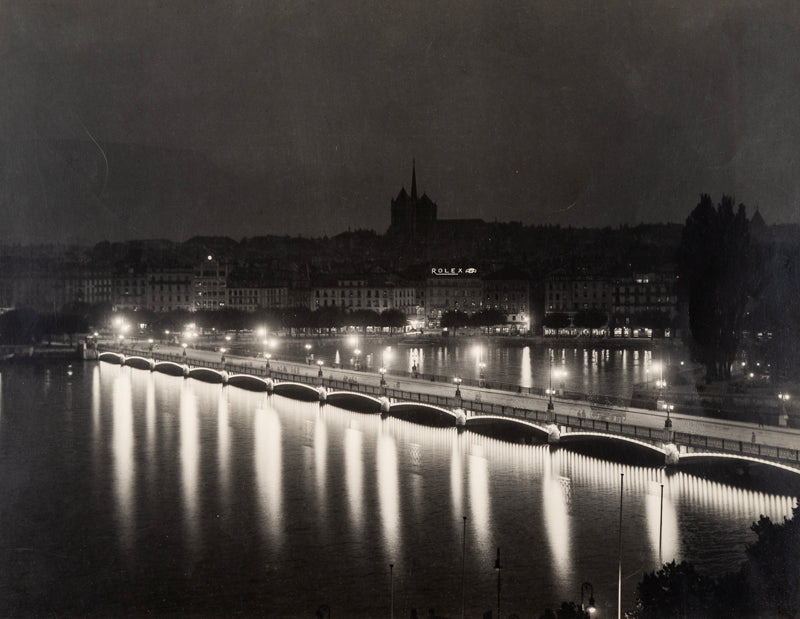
317,359 -> 324,378
220,347 -> 226,366
478,361 -> 486,388
354,348 -> 361,371
182,342 -> 188,359
305,343 -> 312,365
389,563 -> 394,619
494,547 -> 502,619
379,366 -> 387,386
778,392 -> 790,427
662,402 -> 674,429
581,582 -> 596,614
148,338 -> 154,353
454,376 -> 462,399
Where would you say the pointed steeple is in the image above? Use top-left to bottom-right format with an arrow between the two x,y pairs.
411,158 -> 418,200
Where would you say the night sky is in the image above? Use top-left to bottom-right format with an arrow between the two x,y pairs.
3,1 -> 800,243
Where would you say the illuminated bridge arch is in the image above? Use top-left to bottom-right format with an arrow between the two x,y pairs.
153,361 -> 186,377
187,367 -> 226,384
465,415 -> 551,444
123,355 -> 154,370
228,374 -> 270,392
678,452 -> 800,476
326,391 -> 383,414
558,431 -> 667,466
272,381 -> 322,402
388,402 -> 459,427
98,352 -> 124,364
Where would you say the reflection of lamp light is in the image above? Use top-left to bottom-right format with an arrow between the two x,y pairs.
581,582 -> 596,614
548,350 -> 555,413
494,547 -> 502,619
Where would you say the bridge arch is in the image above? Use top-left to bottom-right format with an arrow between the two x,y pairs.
273,381 -> 322,402
187,367 -> 226,384
228,374 -> 270,392
153,361 -> 186,377
465,415 -> 551,444
123,355 -> 154,370
326,391 -> 383,414
558,431 -> 666,466
388,402 -> 458,427
98,352 -> 124,364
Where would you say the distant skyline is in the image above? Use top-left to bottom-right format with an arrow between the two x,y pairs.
3,1 -> 800,244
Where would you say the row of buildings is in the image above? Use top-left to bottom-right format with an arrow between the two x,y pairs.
0,251 -> 678,335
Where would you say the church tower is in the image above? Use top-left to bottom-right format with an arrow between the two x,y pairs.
388,161 -> 437,239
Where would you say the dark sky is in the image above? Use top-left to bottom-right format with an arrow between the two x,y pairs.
2,1 -> 800,243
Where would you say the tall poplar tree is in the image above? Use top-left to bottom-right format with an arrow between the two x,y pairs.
678,194 -> 754,380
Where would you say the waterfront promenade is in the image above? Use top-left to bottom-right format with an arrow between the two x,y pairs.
102,342 -> 800,469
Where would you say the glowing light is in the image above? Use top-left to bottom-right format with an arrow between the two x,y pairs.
179,384 -> 200,556
255,408 -> 283,549
344,423 -> 364,533
217,391 -> 231,512
112,371 -> 135,552
542,452 -> 571,586
377,428 -> 401,560
468,443 -> 490,552
314,412 -> 328,506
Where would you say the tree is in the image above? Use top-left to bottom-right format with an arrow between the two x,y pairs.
678,195 -> 757,380
471,308 -> 507,332
631,505 -> 799,618
634,560 -> 716,618
347,309 -> 381,333
742,504 -> 800,616
380,308 -> 408,334
572,309 -> 608,335
440,310 -> 470,335
0,308 -> 42,344
542,312 -> 571,333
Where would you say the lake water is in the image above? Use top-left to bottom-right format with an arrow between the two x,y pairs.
0,360 -> 793,617
267,336 -> 680,397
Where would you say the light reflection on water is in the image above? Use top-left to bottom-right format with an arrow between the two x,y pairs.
288,339 -> 670,396
0,361 -> 795,618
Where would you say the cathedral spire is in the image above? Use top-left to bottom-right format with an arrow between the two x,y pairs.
411,158 -> 418,200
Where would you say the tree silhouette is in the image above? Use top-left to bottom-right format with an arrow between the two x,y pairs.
678,195 -> 756,380
440,310 -> 470,335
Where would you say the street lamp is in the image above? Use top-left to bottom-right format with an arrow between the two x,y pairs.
478,361 -> 486,388
220,347 -> 226,365
778,392 -> 791,426
182,342 -> 188,358
581,582 -> 596,614
354,348 -> 361,371
305,343 -> 312,365
317,359 -> 324,377
148,338 -> 154,353
454,376 -> 462,399
661,402 -> 674,429
379,366 -> 387,386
